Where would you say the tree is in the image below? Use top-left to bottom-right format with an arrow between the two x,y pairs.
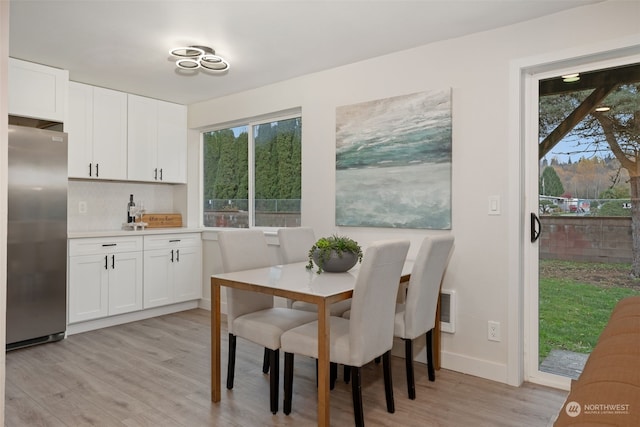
540,77 -> 640,275
596,200 -> 631,217
600,186 -> 630,199
539,166 -> 564,196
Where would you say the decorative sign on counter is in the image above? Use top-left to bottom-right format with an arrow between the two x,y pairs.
141,213 -> 182,228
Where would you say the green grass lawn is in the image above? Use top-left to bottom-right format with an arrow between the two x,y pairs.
539,261 -> 640,361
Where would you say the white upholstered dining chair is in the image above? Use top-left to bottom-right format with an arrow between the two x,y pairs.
217,230 -> 317,414
280,239 -> 410,426
394,235 -> 454,399
277,226 -> 352,316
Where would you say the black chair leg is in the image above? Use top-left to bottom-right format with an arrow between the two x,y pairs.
426,329 -> 435,382
350,366 -> 364,427
344,366 -> 351,384
315,360 -> 337,390
283,352 -> 294,415
382,351 -> 395,413
269,349 -> 279,414
226,333 -> 236,389
374,356 -> 381,364
330,362 -> 337,390
404,338 -> 416,399
263,347 -> 270,374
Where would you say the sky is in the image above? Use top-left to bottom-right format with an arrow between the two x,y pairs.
542,135 -> 612,164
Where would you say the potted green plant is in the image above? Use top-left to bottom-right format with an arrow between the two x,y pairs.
306,235 -> 363,273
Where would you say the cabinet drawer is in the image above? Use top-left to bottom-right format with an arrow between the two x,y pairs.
69,236 -> 143,256
143,233 -> 201,250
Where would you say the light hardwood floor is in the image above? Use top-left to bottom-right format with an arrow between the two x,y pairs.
5,309 -> 568,426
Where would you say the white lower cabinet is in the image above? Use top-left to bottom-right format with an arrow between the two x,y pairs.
143,233 -> 202,309
68,232 -> 202,326
68,237 -> 143,323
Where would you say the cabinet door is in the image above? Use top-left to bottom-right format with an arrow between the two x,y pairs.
127,94 -> 158,182
157,100 -> 187,183
92,87 -> 128,180
67,82 -> 94,178
8,58 -> 68,122
108,251 -> 143,315
143,249 -> 172,308
173,245 -> 202,303
68,254 -> 109,323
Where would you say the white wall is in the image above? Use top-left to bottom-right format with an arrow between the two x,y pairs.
189,1 -> 640,385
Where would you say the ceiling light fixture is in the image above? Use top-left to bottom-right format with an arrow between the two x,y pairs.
169,45 -> 230,73
594,106 -> 611,112
562,73 -> 580,83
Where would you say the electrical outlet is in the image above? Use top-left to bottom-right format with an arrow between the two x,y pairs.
78,201 -> 87,214
488,321 -> 501,342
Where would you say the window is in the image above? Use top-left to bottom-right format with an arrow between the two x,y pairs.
202,115 -> 301,228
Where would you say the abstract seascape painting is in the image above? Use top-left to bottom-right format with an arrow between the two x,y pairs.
335,89 -> 452,229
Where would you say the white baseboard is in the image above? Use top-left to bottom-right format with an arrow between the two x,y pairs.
391,336 -> 508,384
66,300 -> 199,336
199,297 -> 226,314
441,350 -> 508,384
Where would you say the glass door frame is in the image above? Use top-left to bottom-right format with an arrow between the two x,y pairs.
520,51 -> 640,390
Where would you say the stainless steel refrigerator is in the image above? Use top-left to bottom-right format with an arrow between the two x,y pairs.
6,123 -> 68,350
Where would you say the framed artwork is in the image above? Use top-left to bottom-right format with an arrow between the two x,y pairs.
335,89 -> 452,229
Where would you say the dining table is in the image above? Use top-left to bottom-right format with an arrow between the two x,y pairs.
210,259 -> 440,426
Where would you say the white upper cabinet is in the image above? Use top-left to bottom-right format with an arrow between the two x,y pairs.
67,82 -> 128,180
8,58 -> 68,122
128,94 -> 187,183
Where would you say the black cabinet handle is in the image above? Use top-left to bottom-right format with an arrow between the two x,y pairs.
89,163 -> 92,177
104,255 -> 108,270
102,243 -> 117,247
531,212 -> 541,243
111,255 -> 115,269
154,168 -> 158,180
160,168 -> 163,181
96,163 -> 99,177
176,249 -> 180,262
171,249 -> 174,262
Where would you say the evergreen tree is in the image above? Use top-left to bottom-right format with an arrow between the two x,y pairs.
539,166 -> 564,196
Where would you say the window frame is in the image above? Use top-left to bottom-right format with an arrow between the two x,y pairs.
200,110 -> 302,230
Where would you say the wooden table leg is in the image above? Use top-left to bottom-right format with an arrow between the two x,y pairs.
317,299 -> 331,426
211,278 -> 222,402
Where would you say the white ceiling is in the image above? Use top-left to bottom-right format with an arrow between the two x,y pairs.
9,0 -> 602,105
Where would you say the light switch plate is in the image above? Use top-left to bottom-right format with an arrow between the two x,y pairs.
488,195 -> 501,215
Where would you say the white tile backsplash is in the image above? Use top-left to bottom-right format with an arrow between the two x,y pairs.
68,181 -> 178,232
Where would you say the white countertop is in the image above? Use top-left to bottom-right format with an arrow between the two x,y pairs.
68,227 -> 204,239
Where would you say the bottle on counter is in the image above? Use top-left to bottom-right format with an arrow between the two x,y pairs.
127,194 -> 135,223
